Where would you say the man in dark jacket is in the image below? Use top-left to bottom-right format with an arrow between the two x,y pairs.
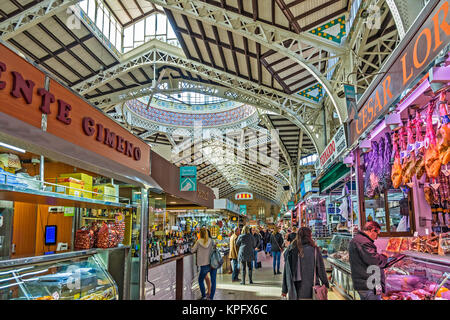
252,227 -> 263,269
348,221 -> 388,300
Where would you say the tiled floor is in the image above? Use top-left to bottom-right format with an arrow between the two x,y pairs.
213,253 -> 346,300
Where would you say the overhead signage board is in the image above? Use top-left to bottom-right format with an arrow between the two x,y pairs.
304,173 -> 313,193
348,0 -> 450,146
180,166 -> 197,191
235,192 -> 253,200
239,205 -> 247,215
0,44 -> 150,175
319,125 -> 347,171
288,201 -> 295,211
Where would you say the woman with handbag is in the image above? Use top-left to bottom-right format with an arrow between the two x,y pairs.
192,227 -> 217,300
270,226 -> 284,275
236,225 -> 257,285
281,227 -> 329,300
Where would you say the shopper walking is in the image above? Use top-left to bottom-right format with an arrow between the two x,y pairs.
191,227 -> 217,300
259,227 -> 266,252
229,227 -> 241,282
348,221 -> 388,300
270,226 -> 284,275
236,226 -> 257,285
252,227 -> 263,269
281,227 -> 329,300
264,229 -> 272,256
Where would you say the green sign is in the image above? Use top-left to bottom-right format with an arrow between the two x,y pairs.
288,201 -> 295,211
239,205 -> 247,215
180,166 -> 197,191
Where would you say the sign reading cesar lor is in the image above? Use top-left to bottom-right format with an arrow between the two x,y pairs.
348,0 -> 450,145
319,125 -> 347,170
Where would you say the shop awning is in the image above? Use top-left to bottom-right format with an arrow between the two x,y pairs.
318,162 -> 350,193
0,112 -> 162,190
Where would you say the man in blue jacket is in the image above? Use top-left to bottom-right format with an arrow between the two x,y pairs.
348,221 -> 388,300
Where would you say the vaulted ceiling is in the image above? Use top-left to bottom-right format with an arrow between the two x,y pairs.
0,0 -> 406,205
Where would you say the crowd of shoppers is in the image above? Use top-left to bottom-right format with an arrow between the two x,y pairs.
193,220 -> 390,301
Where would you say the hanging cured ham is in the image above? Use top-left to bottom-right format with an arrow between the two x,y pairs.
413,111 -> 426,180
424,102 -> 441,179
402,119 -> 417,185
382,132 -> 393,191
391,131 -> 403,189
366,141 -> 379,198
436,91 -> 450,165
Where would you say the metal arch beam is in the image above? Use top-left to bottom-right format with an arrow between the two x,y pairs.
73,40 -> 319,109
75,41 -> 324,153
0,0 -> 79,40
147,0 -> 348,123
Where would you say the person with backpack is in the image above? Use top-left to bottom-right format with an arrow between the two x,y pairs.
270,226 -> 284,275
236,225 -> 257,285
281,227 -> 329,300
191,227 -> 217,300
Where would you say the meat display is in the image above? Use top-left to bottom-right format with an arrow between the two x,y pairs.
365,141 -> 379,198
381,132 -> 393,191
402,119 -> 417,185
391,131 -> 403,189
414,111 -> 426,180
424,102 -> 442,179
437,92 -> 450,165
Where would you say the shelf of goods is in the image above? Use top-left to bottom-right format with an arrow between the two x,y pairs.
0,182 -> 133,210
326,233 -> 356,300
0,250 -> 118,300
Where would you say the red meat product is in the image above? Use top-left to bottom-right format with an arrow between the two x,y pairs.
414,111 -> 426,180
391,132 -> 403,188
403,119 -> 417,185
436,91 -> 450,165
386,237 -> 402,252
385,275 -> 426,293
96,222 -> 118,248
424,102 -> 441,179
399,237 -> 411,252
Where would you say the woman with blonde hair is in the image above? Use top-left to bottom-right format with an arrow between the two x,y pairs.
236,225 -> 257,285
192,227 -> 217,300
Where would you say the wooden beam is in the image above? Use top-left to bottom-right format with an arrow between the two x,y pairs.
293,0 -> 341,21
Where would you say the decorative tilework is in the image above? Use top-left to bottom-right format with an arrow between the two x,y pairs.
309,16 -> 346,44
296,84 -> 324,102
127,100 -> 256,127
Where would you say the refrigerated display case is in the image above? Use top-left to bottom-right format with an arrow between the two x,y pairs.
327,233 -> 355,299
383,251 -> 450,300
0,250 -> 118,300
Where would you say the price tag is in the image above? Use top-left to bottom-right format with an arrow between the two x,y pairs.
115,213 -> 124,223
425,229 -> 429,235
414,232 -> 418,237
52,291 -> 60,300
74,293 -> 80,300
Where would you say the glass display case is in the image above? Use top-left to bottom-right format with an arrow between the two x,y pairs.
383,251 -> 450,300
0,250 -> 118,300
327,233 -> 355,299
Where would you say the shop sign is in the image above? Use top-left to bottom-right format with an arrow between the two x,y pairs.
348,0 -> 450,145
304,173 -> 313,193
318,125 -> 347,170
235,192 -> 253,200
180,166 -> 197,191
300,181 -> 306,197
0,44 -> 150,175
239,205 -> 247,215
288,201 -> 295,211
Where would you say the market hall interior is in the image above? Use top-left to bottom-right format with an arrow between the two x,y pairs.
0,0 -> 449,301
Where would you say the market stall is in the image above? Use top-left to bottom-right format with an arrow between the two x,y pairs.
0,43 -> 161,300
342,0 -> 450,300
